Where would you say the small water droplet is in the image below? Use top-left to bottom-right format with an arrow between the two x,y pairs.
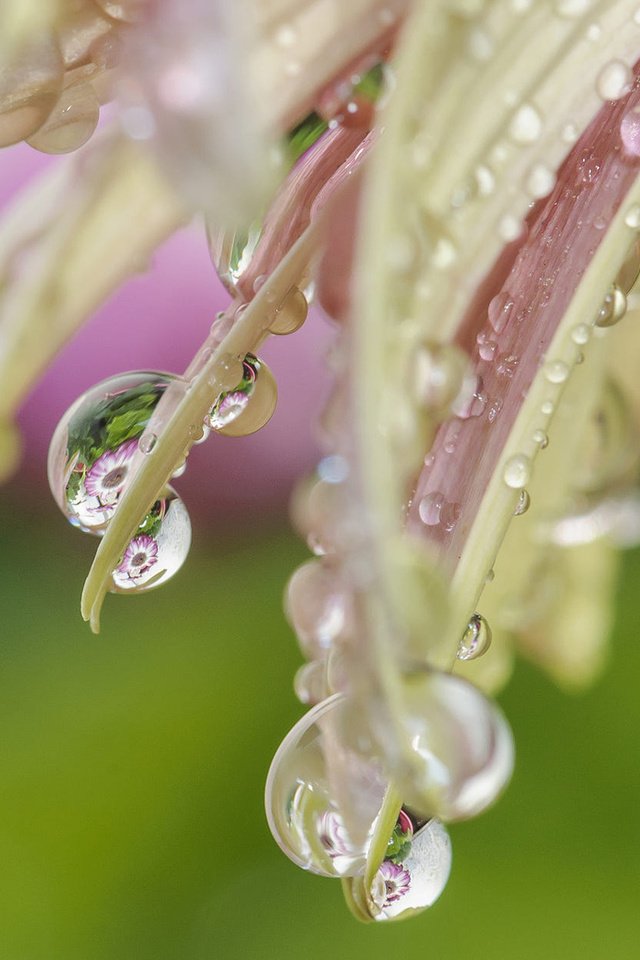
478,338 -> 497,361
475,164 -> 495,196
541,400 -> 554,416
514,489 -> 531,515
571,323 -> 591,345
578,148 -> 601,185
496,352 -> 519,378
457,613 -> 492,660
533,429 -> 549,448
419,491 -> 444,526
269,286 -> 308,335
509,103 -> 542,144
596,60 -> 632,101
487,398 -> 503,423
625,204 -> 640,228
488,291 -> 514,334
498,214 -> 522,242
525,164 -> 556,199
138,432 -> 157,455
545,360 -> 570,384
285,560 -> 351,659
562,121 -> 579,143
503,454 -> 532,489
596,284 -> 627,327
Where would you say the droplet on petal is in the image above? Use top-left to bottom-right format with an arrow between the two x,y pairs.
110,486 -> 191,593
269,287 -> 308,335
457,613 -> 492,661
596,284 -> 627,327
48,372 -> 179,534
265,695 -> 387,878
207,354 -> 277,437
284,559 -> 351,659
27,79 -> 100,154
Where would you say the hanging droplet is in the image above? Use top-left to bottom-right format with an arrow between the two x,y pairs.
0,34 -> 64,147
503,453 -> 532,489
27,79 -> 100,154
457,614 -> 492,660
207,354 -> 277,437
285,560 -> 351,659
596,284 -> 627,327
268,286 -> 308,335
110,486 -> 191,593
368,816 -> 452,921
372,672 -> 514,821
265,695 -> 387,878
48,371 -> 180,534
596,60 -> 632,102
514,489 -> 531,516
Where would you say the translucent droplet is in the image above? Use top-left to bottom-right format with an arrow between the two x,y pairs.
138,432 -> 157,454
285,560 -> 351,659
496,352 -> 519,378
269,287 -> 308,335
0,34 -> 63,147
533,429 -> 549,449
457,613 -> 492,660
596,284 -> 627,327
596,60 -> 632,101
503,454 -> 532,489
625,204 -> 640,229
622,105 -> 640,156
525,164 -> 556,199
27,79 -> 99,154
509,103 -> 542,144
294,660 -> 329,706
514,488 -> 531,515
475,163 -> 496,196
541,400 -> 554,416
208,354 -> 277,436
488,291 -> 514,334
545,360 -> 570,384
110,486 -> 191,593
369,816 -> 451,921
48,372 -> 179,534
373,673 -> 514,821
498,214 -> 522,242
265,696 -> 387,877
571,324 -> 591,345
452,375 -> 487,418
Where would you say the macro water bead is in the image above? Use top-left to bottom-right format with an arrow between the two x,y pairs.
207,354 -> 277,437
48,371 -> 180,533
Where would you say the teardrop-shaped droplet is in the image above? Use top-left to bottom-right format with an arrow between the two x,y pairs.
269,287 -> 308,335
207,354 -> 277,437
595,284 -> 627,327
0,34 -> 63,147
457,613 -> 492,661
27,79 -> 100,154
369,816 -> 451,921
265,695 -> 387,878
285,559 -> 352,659
110,486 -> 191,593
373,672 -> 514,821
514,488 -> 531,515
48,371 -> 179,533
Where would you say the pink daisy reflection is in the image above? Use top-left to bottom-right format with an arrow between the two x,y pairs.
84,439 -> 139,504
116,534 -> 159,582
318,810 -> 354,858
376,861 -> 411,907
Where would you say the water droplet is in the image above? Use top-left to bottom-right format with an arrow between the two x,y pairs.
138,432 -> 157,455
265,695 -> 387,877
596,284 -> 627,327
294,660 -> 329,706
110,486 -> 191,593
514,488 -> 531,515
509,103 -> 542,144
452,375 -> 487,418
596,60 -> 632,101
475,164 -> 495,196
48,372 -> 180,533
496,352 -> 519,378
625,204 -> 640,229
533,429 -> 549,449
317,455 -> 349,484
503,454 -> 532,489
418,492 -> 443,526
488,291 -> 514,334
269,286 -> 308,335
478,337 -> 497,361
571,323 -> 591,345
369,817 -> 451,921
487,398 -> 503,423
562,121 -> 579,144
541,400 -> 554,416
208,354 -> 277,436
285,560 -> 351,659
525,163 -> 556,199
545,360 -> 570,384
457,613 -> 492,660
498,214 -> 522,242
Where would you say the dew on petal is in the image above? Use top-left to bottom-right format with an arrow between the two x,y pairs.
514,488 -> 531,515
596,284 -> 627,327
208,354 -> 277,436
370,818 -> 452,921
503,453 -> 532,489
457,613 -> 492,660
285,559 -> 352,659
48,371 -> 179,533
508,102 -> 542,144
110,486 -> 191,593
596,60 -> 632,102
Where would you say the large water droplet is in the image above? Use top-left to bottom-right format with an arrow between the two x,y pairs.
488,291 -> 514,334
48,371 -> 179,533
596,284 -> 627,327
625,204 -> 640,229
285,560 -> 351,659
27,78 -> 99,154
269,287 -> 308,335
369,816 -> 451,921
265,695 -> 387,878
545,360 -> 570,384
110,486 -> 191,593
208,354 -> 277,436
503,454 -> 532,489
457,613 -> 492,660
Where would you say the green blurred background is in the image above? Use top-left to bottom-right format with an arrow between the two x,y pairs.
1,483 -> 639,960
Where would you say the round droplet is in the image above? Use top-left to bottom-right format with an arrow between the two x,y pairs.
514,488 -> 531,515
596,60 -> 632,101
545,360 -> 570,384
208,354 -> 277,436
285,560 -> 351,659
457,613 -> 492,660
533,429 -> 549,449
498,214 -> 522,242
503,453 -> 532,489
138,432 -> 157,454
509,103 -> 542,144
571,323 -> 591,345
373,672 -> 514,821
541,400 -> 554,416
525,163 -> 556,199
48,371 -> 179,533
625,204 -> 640,229
596,284 -> 627,327
0,34 -> 63,147
110,486 -> 191,593
269,287 -> 308,335
27,80 -> 100,154
369,817 -> 451,921
265,695 -> 387,878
